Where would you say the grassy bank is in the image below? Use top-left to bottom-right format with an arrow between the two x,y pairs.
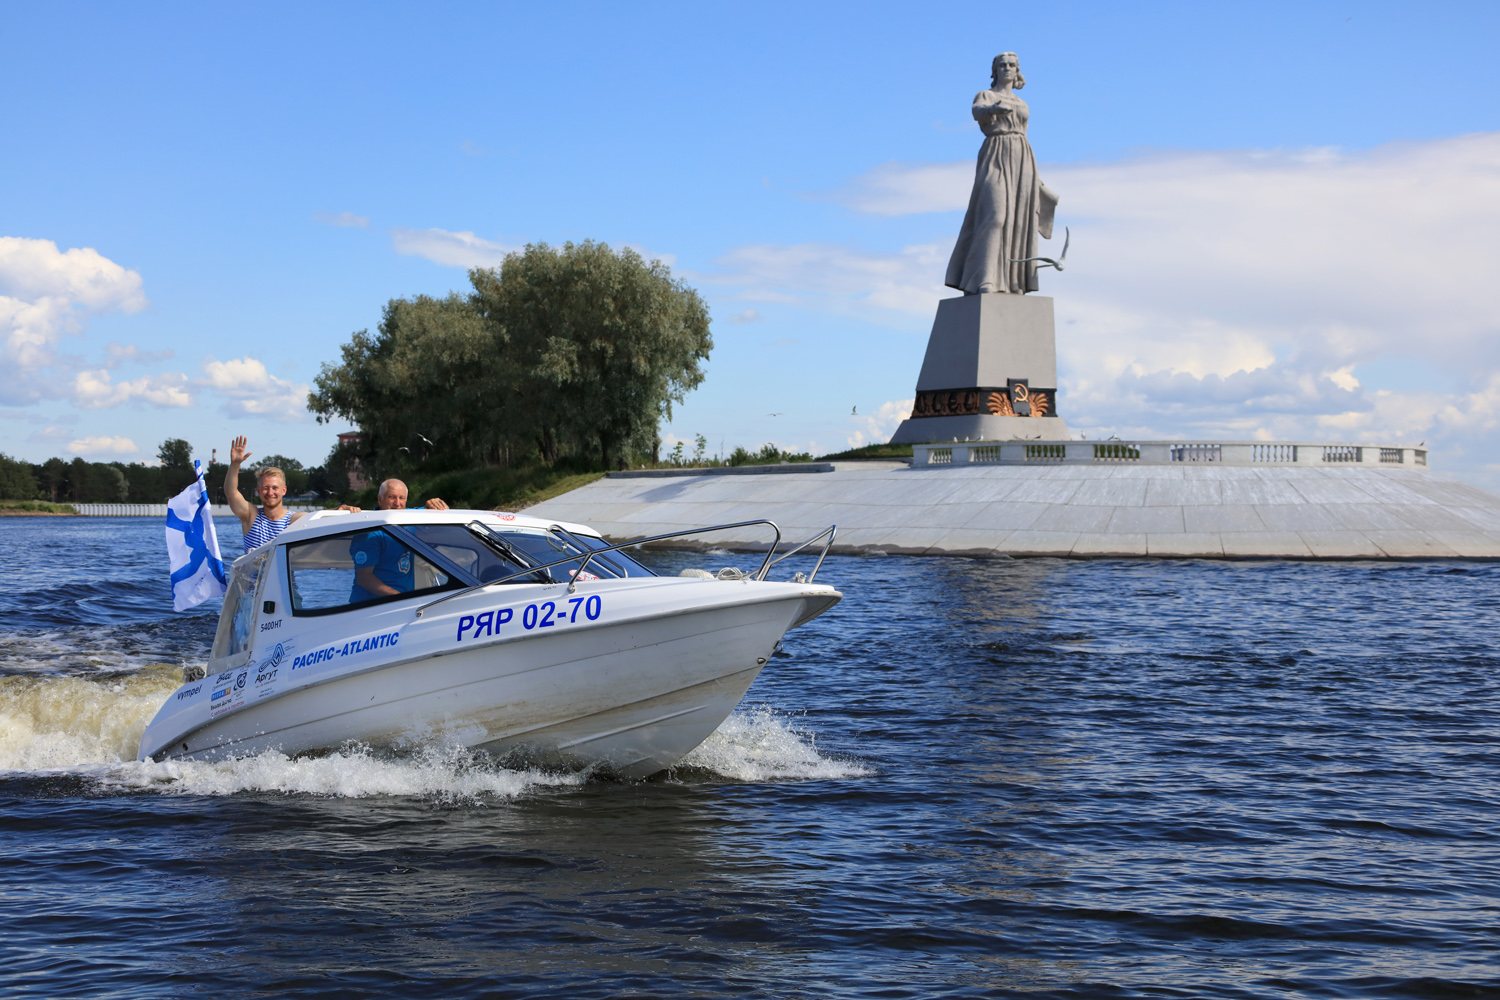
343,463 -> 607,512
341,440 -> 913,512
816,443 -> 913,461
0,500 -> 78,515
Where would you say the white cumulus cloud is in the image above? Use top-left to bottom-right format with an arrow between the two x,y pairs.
0,237 -> 149,405
846,399 -> 915,449
73,369 -> 193,409
390,227 -> 517,269
198,356 -> 310,421
0,237 -> 148,311
66,435 -> 139,457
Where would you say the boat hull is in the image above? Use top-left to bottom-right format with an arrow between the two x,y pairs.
146,592 -> 818,778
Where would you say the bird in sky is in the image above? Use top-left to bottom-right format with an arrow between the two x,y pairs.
768,412 -> 783,417
851,406 -> 857,415
1011,227 -> 1070,271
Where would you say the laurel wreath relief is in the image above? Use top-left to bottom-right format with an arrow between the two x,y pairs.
910,387 -> 1053,418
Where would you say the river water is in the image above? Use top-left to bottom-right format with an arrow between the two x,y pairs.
2,516 -> 1498,998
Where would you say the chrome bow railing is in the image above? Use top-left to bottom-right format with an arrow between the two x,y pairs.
761,524 -> 837,584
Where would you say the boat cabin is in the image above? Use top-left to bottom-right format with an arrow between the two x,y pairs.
209,509 -> 653,676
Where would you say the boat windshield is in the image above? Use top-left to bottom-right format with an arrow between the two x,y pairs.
211,547 -> 270,661
569,532 -> 656,578
491,527 -> 655,582
285,528 -> 454,616
405,523 -> 547,585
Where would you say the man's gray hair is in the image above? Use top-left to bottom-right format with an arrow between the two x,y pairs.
376,478 -> 405,498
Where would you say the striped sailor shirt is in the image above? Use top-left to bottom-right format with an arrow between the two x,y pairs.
243,510 -> 293,553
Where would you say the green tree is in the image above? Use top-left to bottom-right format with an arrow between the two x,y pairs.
472,241 -> 711,470
67,457 -> 90,501
309,293 -> 517,475
157,438 -> 192,469
0,454 -> 39,500
100,463 -> 129,501
39,458 -> 68,501
123,462 -> 166,503
311,241 -> 712,473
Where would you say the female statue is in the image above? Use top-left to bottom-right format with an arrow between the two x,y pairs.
945,52 -> 1058,295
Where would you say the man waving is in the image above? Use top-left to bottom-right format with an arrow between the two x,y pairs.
225,435 -> 307,552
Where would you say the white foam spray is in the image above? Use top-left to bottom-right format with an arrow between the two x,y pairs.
0,665 -> 181,770
0,669 -> 867,797
677,705 -> 872,781
95,743 -> 583,801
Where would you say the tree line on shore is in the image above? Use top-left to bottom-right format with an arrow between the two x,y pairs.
0,439 -> 345,505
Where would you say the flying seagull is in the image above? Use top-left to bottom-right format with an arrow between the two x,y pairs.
1011,227 -> 1070,271
851,406 -> 857,415
768,412 -> 784,417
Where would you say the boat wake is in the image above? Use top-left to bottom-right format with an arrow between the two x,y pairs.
0,669 -> 867,798
96,742 -> 584,801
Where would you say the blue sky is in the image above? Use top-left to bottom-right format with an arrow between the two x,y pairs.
4,2 -> 1499,483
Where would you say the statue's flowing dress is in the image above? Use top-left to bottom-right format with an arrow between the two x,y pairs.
945,90 -> 1052,295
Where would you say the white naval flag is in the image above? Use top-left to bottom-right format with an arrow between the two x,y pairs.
164,460 -> 227,612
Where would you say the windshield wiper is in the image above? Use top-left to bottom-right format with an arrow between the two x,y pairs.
464,521 -> 551,583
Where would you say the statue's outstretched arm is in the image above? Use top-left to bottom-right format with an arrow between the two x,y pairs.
971,93 -> 1011,119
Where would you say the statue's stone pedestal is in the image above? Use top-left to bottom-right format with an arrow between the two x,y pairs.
889,293 -> 1071,444
893,412 -> 1070,443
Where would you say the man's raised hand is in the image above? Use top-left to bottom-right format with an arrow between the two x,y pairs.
229,436 -> 252,466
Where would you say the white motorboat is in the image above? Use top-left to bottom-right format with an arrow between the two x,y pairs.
138,509 -> 841,778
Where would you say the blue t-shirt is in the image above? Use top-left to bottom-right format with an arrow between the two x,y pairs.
349,531 -> 414,602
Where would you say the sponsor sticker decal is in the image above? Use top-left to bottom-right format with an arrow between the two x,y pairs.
251,640 -> 294,700
210,671 -> 251,720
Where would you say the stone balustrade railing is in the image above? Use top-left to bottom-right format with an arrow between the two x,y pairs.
911,441 -> 1429,469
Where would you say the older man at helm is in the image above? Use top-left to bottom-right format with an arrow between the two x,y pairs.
339,479 -> 449,513
340,479 -> 449,602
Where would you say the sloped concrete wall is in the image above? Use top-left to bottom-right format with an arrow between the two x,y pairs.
527,462 -> 1500,559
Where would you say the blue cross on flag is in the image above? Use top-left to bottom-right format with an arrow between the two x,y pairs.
165,460 -> 227,612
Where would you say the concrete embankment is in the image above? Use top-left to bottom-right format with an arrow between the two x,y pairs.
528,461 -> 1500,559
